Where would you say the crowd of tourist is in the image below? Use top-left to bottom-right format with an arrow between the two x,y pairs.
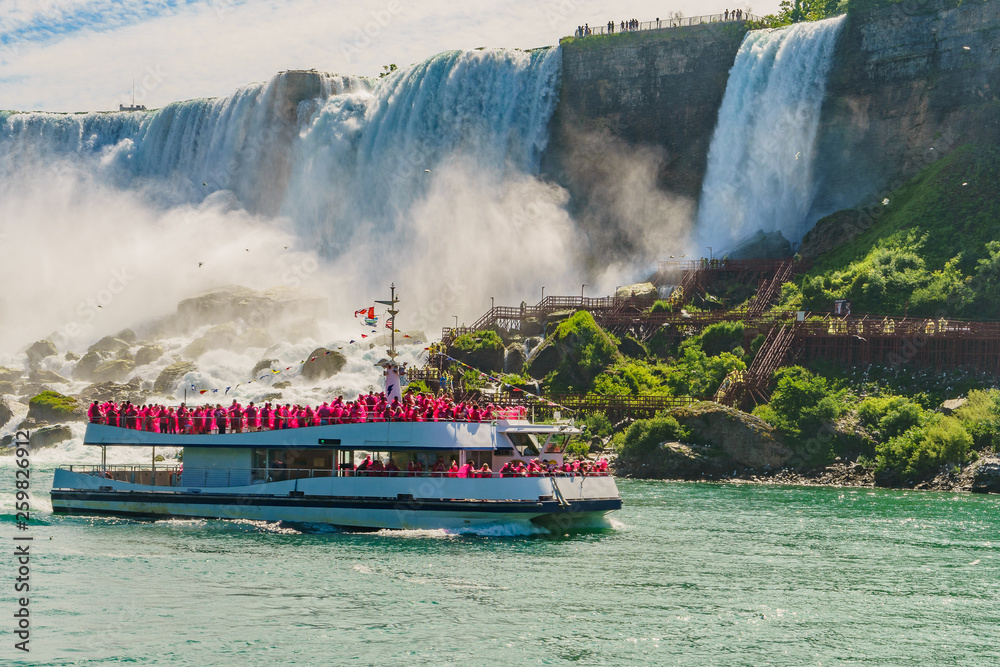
87,392 -> 527,434
575,10 -> 749,37
349,455 -> 610,478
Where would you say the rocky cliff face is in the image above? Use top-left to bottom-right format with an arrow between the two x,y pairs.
543,24 -> 751,257
810,0 -> 1000,219
545,2 -> 1000,253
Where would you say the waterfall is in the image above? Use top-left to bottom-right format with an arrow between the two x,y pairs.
0,48 -> 571,352
696,16 -> 845,253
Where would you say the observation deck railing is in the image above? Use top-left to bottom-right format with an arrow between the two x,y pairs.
573,14 -> 765,37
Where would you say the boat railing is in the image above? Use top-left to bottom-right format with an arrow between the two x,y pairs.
62,464 -> 610,487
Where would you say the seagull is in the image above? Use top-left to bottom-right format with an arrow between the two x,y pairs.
245,248 -> 249,252
424,169 -> 431,172
202,182 -> 208,186
283,246 -> 288,250
198,262 -> 204,268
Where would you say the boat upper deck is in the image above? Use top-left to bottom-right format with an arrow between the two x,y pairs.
83,419 -> 580,450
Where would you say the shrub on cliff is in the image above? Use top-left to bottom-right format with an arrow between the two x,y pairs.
530,311 -> 621,393
666,347 -> 745,397
450,330 -> 505,373
613,414 -> 690,457
592,359 -> 672,396
754,366 -> 845,466
874,416 -> 972,480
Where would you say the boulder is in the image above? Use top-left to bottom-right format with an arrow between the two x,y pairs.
73,351 -> 112,381
91,359 -> 135,383
252,358 -> 279,377
615,440 -> 724,478
520,317 -> 545,337
618,334 -> 648,360
301,348 -> 347,381
182,337 -> 213,360
670,402 -> 791,470
116,348 -> 135,362
78,378 -> 147,406
504,344 -> 526,374
114,328 -> 138,344
153,361 -> 197,395
615,282 -> 657,299
0,382 -> 15,395
65,351 -> 80,362
28,425 -> 74,449
134,344 -> 165,367
88,335 -> 130,354
971,457 -> 1000,494
26,340 -> 57,364
273,381 -> 291,390
166,285 -> 327,335
940,398 -> 968,415
26,390 -> 85,425
233,327 -> 274,352
0,398 -> 13,429
28,369 -> 70,384
0,366 -> 23,383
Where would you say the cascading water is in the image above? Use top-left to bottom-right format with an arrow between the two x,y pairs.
695,16 -> 845,253
0,46 -> 576,445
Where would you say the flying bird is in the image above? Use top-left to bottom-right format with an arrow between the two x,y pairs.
198,262 -> 204,268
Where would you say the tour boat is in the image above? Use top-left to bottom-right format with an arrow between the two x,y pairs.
50,286 -> 622,531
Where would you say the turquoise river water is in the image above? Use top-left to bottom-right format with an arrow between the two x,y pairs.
2,464 -> 999,666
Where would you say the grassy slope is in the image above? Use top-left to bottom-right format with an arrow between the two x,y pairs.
811,144 -> 1000,276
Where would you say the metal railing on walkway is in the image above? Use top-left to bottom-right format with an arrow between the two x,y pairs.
572,13 -> 766,37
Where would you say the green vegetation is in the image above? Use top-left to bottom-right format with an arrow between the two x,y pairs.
405,379 -> 430,395
592,359 -> 672,396
538,311 -> 622,393
612,414 -> 690,457
764,0 -> 848,26
786,145 -> 1000,319
29,390 -> 79,418
451,329 -> 504,353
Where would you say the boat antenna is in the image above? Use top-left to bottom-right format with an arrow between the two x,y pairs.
375,283 -> 399,361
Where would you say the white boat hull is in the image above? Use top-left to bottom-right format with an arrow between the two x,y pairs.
51,469 -> 621,531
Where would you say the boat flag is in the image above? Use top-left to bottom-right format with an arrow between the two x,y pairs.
385,317 -> 393,330
199,390 -> 208,395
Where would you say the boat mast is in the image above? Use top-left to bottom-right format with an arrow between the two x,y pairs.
376,283 -> 399,362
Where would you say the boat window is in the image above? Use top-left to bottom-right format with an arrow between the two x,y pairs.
544,433 -> 572,454
506,433 -> 540,457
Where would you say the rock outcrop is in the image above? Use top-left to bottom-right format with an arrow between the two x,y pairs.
25,390 -> 85,425
670,402 -> 791,470
153,361 -> 197,395
26,340 -> 57,365
134,344 -> 165,367
971,456 -> 1000,494
300,348 -> 347,381
91,359 -> 135,383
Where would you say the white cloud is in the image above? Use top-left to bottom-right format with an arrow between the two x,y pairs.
0,0 -> 782,112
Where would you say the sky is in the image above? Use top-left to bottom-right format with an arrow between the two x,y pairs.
0,0 -> 781,112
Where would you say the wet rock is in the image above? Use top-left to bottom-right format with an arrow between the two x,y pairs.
153,361 -> 197,395
114,328 -> 138,344
520,317 -> 545,337
615,282 -> 657,298
134,344 -> 165,367
182,337 -> 213,360
233,327 -> 273,352
301,348 -> 347,381
273,381 -> 291,390
78,378 -> 147,406
92,359 -> 135,383
116,348 -> 135,362
971,457 -> 1000,494
0,366 -> 23,383
88,335 -> 130,355
252,358 -> 279,377
65,351 -> 80,362
164,285 -> 327,335
260,392 -> 283,403
617,334 -> 648,359
26,390 -> 85,424
0,382 -> 15,396
670,402 -> 791,470
73,351 -> 112,381
504,344 -> 526,374
28,425 -> 74,449
0,398 -> 13,429
28,369 -> 70,384
26,340 -> 57,365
